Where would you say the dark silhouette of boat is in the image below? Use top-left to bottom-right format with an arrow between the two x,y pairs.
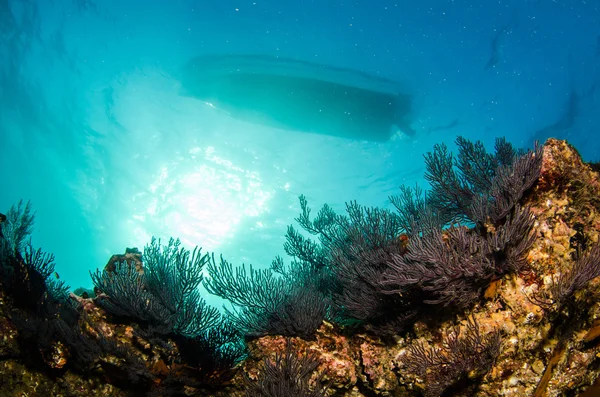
180,54 -> 414,142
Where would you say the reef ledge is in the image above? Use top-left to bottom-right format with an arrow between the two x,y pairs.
1,138 -> 599,397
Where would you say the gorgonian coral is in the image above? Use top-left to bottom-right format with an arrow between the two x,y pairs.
404,316 -> 501,397
92,237 -> 220,336
282,137 -> 542,335
532,241 -> 600,311
91,237 -> 246,386
381,204 -> 535,308
244,339 -> 329,397
418,136 -> 542,227
0,201 -> 98,369
204,256 -> 326,340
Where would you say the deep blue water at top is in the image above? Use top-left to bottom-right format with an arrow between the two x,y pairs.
0,0 -> 598,301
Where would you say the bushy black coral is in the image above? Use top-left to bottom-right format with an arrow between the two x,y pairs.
382,205 -> 536,307
405,316 -> 501,397
203,135 -> 541,340
244,339 -> 329,397
420,136 -> 542,227
0,201 -> 99,369
286,197 -> 409,332
92,237 -> 220,336
533,241 -> 600,311
285,136 -> 542,335
204,256 -> 326,340
92,237 -> 245,385
0,199 -> 35,253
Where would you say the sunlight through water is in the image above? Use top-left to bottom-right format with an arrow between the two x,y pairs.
126,144 -> 272,253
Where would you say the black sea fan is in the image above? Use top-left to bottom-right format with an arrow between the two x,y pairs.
407,136 -> 542,228
92,237 -> 220,336
533,241 -> 600,311
244,339 -> 329,397
91,237 -> 245,386
405,316 -> 501,397
381,205 -> 535,308
204,256 -> 326,339
0,201 -> 100,369
287,196 -> 410,332
275,136 -> 541,336
380,137 -> 539,313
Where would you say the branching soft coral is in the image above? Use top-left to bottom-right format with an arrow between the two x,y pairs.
404,316 -> 501,397
532,241 -> 600,311
204,256 -> 326,339
92,237 -> 220,337
244,339 -> 329,397
381,204 -> 535,307
0,201 -> 98,369
412,136 -> 542,228
91,237 -> 245,386
285,197 -> 409,333
284,137 -> 541,335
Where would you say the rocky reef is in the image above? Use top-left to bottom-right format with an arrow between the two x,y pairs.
1,138 -> 599,396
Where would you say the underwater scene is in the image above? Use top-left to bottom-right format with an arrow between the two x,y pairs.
1,0 -> 600,396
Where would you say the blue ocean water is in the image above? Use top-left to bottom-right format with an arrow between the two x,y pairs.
0,0 -> 598,301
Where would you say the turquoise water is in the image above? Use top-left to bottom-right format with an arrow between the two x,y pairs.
1,0 -> 598,300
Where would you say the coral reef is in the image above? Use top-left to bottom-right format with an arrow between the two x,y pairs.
0,137 -> 599,396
